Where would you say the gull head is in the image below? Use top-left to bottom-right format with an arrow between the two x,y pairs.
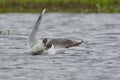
42,38 -> 52,49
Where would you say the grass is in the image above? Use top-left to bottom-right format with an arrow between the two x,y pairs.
0,0 -> 120,13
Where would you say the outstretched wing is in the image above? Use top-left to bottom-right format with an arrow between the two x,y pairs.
48,38 -> 83,48
27,9 -> 46,48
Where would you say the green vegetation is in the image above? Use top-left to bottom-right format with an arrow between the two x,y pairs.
0,30 -> 11,35
0,0 -> 120,13
0,31 -> 2,34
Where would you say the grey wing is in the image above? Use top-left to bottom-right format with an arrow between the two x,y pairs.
27,9 -> 46,48
48,38 -> 83,48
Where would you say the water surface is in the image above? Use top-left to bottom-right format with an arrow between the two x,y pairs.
0,13 -> 120,80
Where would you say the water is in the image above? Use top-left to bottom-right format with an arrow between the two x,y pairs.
0,13 -> 120,80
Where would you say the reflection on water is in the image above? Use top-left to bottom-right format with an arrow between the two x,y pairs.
0,30 -> 11,35
0,30 -> 2,34
0,13 -> 120,80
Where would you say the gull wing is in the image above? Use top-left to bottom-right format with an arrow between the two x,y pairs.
27,9 -> 46,48
48,38 -> 83,48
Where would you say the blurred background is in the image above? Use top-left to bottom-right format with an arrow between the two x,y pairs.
0,0 -> 120,13
1,0 -> 120,80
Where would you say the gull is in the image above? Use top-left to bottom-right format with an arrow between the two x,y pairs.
25,9 -> 83,55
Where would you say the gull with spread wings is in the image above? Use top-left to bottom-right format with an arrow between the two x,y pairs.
25,9 -> 83,55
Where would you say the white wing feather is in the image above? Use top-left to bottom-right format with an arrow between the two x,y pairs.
27,9 -> 46,48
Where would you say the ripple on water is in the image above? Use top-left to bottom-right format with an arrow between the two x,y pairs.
0,13 -> 120,80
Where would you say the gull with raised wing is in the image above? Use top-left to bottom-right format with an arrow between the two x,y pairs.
25,9 -> 83,55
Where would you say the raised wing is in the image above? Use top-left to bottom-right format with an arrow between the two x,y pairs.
27,9 -> 46,48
